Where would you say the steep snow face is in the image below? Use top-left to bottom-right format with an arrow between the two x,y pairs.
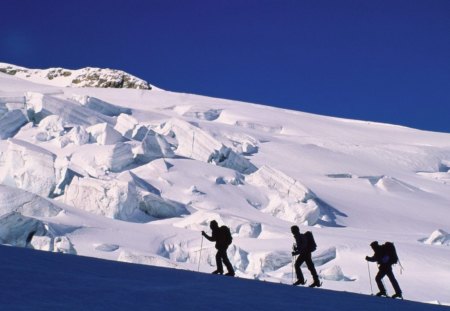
0,63 -> 153,90
1,66 -> 450,304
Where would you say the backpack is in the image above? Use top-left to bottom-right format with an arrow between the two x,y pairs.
304,231 -> 317,252
220,226 -> 233,246
382,242 -> 398,265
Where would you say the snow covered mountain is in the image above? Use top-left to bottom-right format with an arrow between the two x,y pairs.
0,63 -> 153,89
0,64 -> 449,305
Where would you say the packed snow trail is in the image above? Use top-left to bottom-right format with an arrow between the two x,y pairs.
1,246 -> 448,311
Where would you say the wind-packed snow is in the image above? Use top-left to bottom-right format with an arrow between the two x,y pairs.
0,66 -> 449,305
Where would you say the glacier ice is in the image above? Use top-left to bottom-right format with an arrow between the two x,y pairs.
0,139 -> 57,197
246,250 -> 291,275
70,142 -> 134,177
0,212 -> 47,247
57,125 -> 90,148
0,184 -> 62,217
53,236 -> 77,254
114,113 -> 139,139
133,129 -> 174,163
26,92 -> 113,126
139,191 -> 188,219
421,229 -> 450,246
0,109 -> 28,139
86,123 -> 124,145
71,95 -> 132,117
36,115 -> 65,142
29,235 -> 53,251
65,175 -> 187,220
162,119 -> 256,173
320,265 -> 352,281
118,251 -> 178,268
65,176 -> 139,220
246,166 -> 320,225
237,222 -> 262,238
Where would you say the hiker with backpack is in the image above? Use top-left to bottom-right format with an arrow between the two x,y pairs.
290,225 -> 321,288
202,220 -> 235,276
365,241 -> 402,299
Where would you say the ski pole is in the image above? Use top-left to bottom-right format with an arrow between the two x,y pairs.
367,261 -> 373,295
398,259 -> 404,275
197,235 -> 204,272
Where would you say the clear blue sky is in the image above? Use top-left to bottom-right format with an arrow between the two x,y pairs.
1,0 -> 449,133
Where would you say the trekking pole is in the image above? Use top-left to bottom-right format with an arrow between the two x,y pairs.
398,259 -> 404,275
367,261 -> 373,295
197,235 -> 204,272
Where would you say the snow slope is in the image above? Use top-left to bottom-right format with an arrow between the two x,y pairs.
1,245 -> 448,311
0,65 -> 449,305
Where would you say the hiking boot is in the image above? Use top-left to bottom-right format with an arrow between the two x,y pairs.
212,270 -> 223,275
309,280 -> 322,288
293,279 -> 306,286
375,291 -> 387,297
225,272 -> 235,277
392,293 -> 403,299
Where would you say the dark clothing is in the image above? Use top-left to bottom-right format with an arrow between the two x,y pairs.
375,264 -> 402,295
292,232 -> 319,283
215,248 -> 234,274
203,226 -> 234,275
204,227 -> 229,250
292,232 -> 309,255
367,245 -> 402,295
294,252 -> 319,284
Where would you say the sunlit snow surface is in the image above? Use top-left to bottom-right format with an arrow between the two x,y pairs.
0,67 -> 449,305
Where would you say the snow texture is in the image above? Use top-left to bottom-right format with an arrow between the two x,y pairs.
0,184 -> 62,217
0,139 -> 57,197
421,230 -> 450,246
86,123 -> 124,145
0,109 -> 28,139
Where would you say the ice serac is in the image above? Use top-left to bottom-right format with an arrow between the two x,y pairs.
65,174 -> 187,220
0,110 -> 28,139
114,114 -> 139,139
25,92 -> 113,126
162,119 -> 256,174
0,139 -> 56,197
246,165 -> 320,225
70,143 -> 134,177
422,229 -> 450,246
113,114 -> 149,141
53,236 -> 77,254
35,115 -> 65,141
0,212 -> 47,247
133,129 -> 174,163
0,185 -> 62,217
86,123 -> 124,145
57,125 -> 90,147
139,191 -> 188,219
65,176 -> 138,220
118,251 -> 177,268
246,251 -> 291,275
71,95 -> 132,117
320,265 -> 352,281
